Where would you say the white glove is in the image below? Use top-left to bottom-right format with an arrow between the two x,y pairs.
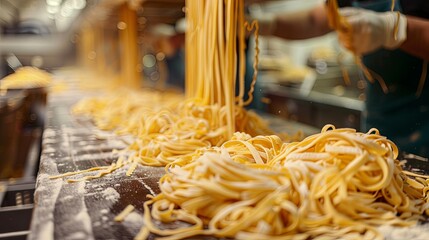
338,7 -> 407,55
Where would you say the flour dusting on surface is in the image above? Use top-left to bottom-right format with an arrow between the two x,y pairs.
74,208 -> 92,233
36,221 -> 54,240
64,232 -> 87,240
138,179 -> 156,196
124,212 -> 145,230
378,224 -> 429,240
100,209 -> 109,214
102,187 -> 120,202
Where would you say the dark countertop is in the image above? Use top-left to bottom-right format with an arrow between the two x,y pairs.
28,75 -> 320,240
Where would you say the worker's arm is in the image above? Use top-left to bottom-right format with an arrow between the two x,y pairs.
256,4 -> 332,39
252,0 -> 354,39
400,16 -> 429,60
271,5 -> 331,40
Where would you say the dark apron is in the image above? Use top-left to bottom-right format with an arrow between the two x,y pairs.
353,0 -> 429,156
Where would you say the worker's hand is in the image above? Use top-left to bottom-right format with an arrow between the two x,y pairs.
337,7 -> 407,55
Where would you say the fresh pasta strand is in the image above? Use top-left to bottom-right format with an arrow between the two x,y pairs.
114,204 -> 135,222
393,11 -> 401,40
242,20 -> 259,106
337,51 -> 351,86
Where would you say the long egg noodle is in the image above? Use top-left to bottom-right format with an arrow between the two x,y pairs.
141,124 -> 429,240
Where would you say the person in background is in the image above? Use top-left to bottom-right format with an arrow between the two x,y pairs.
164,32 -> 186,89
147,23 -> 186,90
253,0 -> 429,157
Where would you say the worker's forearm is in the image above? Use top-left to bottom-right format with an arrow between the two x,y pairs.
272,5 -> 332,40
400,16 -> 429,60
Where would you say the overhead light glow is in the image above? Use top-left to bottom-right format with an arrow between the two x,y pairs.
156,52 -> 165,61
117,22 -> 127,30
143,54 -> 156,68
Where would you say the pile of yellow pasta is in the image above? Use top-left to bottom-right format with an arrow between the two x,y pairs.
0,66 -> 52,92
68,89 -> 276,170
72,89 -> 184,134
140,125 -> 429,240
60,0 -> 279,174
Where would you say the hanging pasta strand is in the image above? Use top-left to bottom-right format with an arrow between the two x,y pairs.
236,0 -> 246,107
337,52 -> 351,86
243,20 -> 260,106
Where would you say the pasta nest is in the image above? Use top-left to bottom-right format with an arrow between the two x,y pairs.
142,125 -> 429,240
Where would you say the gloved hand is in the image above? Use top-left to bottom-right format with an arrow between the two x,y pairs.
337,7 -> 407,55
